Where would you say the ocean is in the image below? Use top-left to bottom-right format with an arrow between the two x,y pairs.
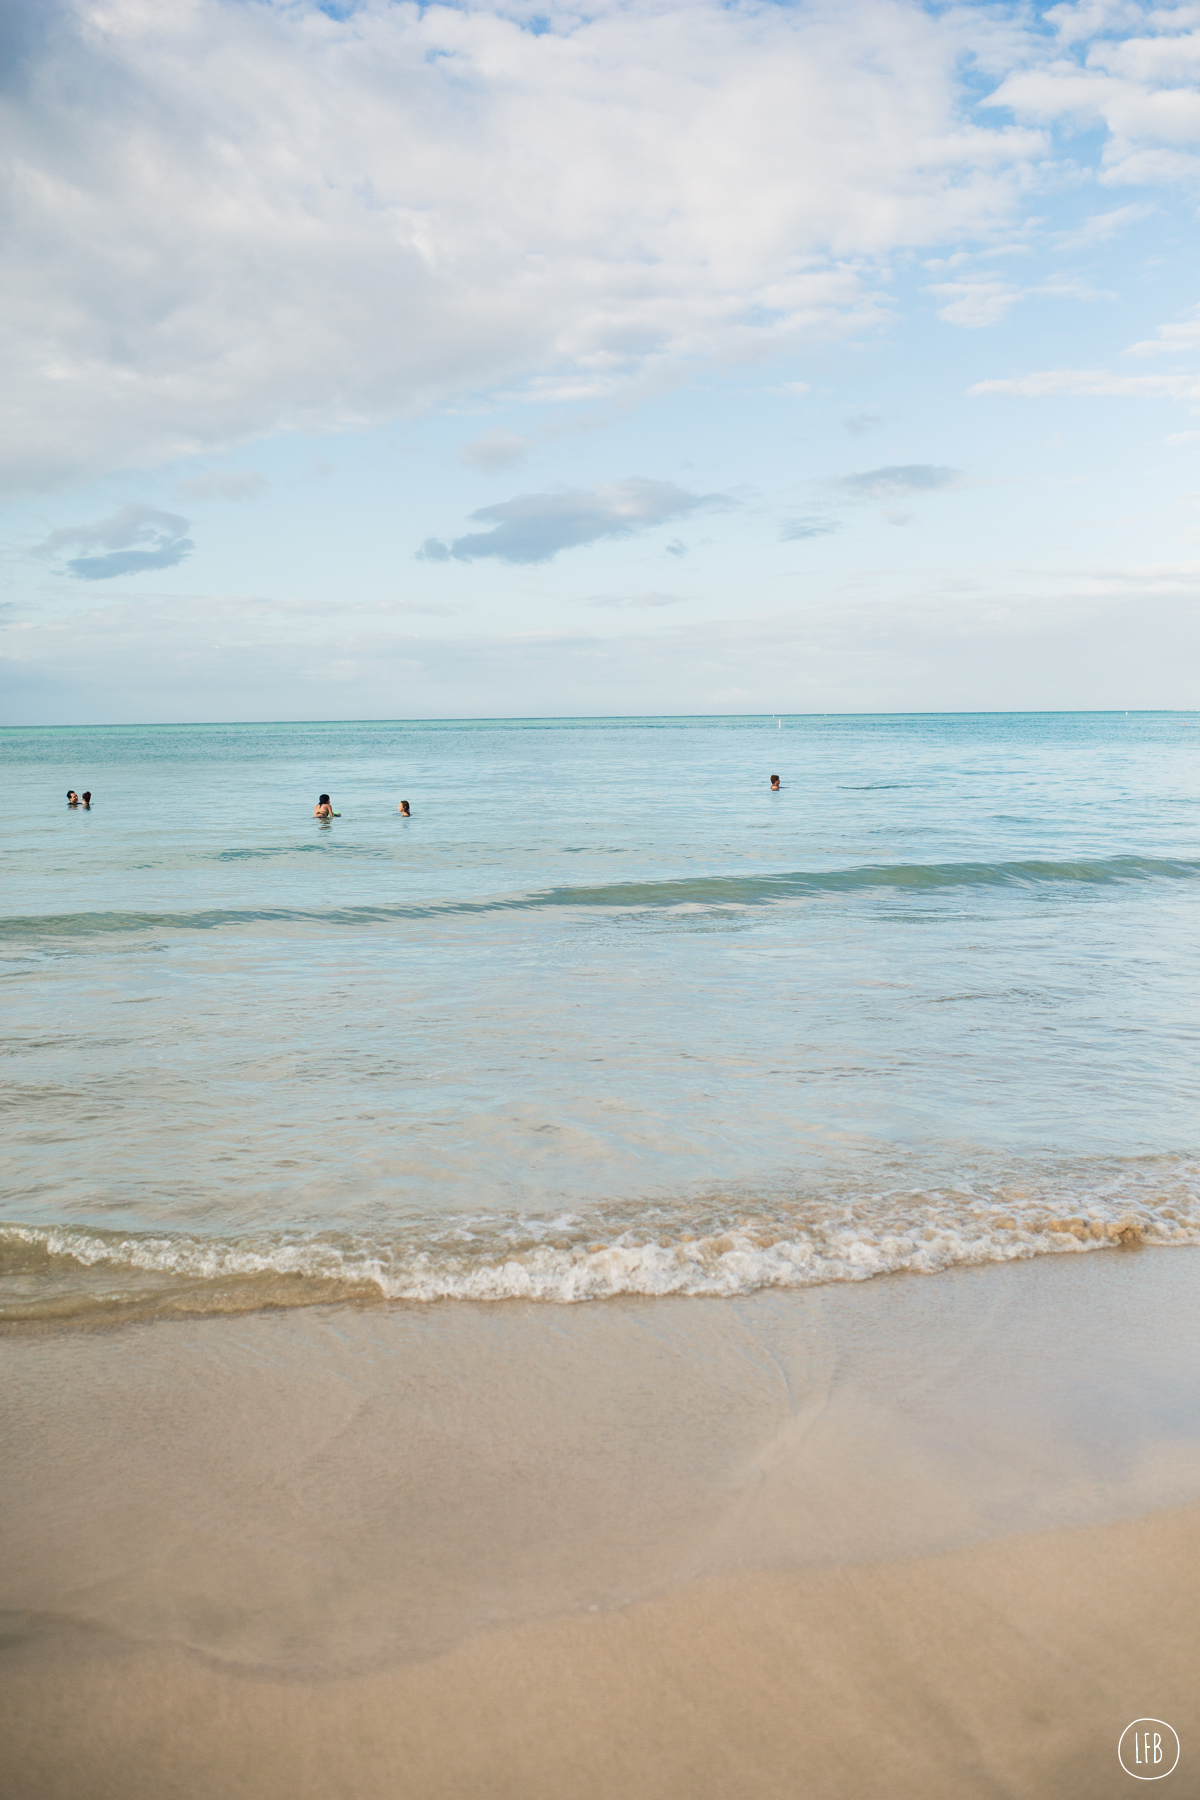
3,711 -> 1199,1324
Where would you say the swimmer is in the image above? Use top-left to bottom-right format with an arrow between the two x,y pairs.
67,790 -> 79,807
770,774 -> 781,791
313,792 -> 338,819
398,799 -> 411,817
81,791 -> 91,809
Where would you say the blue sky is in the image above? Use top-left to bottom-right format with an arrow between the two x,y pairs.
3,0 -> 1200,720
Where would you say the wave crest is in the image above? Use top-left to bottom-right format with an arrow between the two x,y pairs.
3,854 -> 1197,940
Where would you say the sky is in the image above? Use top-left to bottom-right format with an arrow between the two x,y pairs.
2,0 -> 1200,722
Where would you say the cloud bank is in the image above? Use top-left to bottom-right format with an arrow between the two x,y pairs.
419,479 -> 725,564
0,0 -> 1060,494
8,568 -> 1200,724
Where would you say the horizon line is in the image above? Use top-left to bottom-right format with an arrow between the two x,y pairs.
2,708 -> 1194,730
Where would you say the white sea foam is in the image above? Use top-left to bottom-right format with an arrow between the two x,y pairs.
4,1168 -> 1199,1320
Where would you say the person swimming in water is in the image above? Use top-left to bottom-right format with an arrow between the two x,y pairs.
398,799 -> 411,817
314,793 -> 336,819
81,791 -> 91,809
67,790 -> 79,807
770,774 -> 781,791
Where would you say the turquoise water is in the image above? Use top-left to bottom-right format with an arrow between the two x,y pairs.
3,713 -> 1199,1320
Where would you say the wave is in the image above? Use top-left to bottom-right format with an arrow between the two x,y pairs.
5,1167 -> 1198,1324
2,855 -> 1196,940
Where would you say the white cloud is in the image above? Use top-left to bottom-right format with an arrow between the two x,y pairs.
0,0 -> 1051,494
989,6 -> 1200,185
1126,306 -> 1200,355
971,369 -> 1200,397
927,278 -> 1023,328
1054,200 -> 1155,246
1044,4 -> 1148,52
928,269 -> 1112,328
973,286 -> 1200,401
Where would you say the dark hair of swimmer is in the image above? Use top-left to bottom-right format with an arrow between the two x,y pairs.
67,790 -> 78,803
82,791 -> 91,806
398,800 -> 411,816
770,774 -> 780,788
318,793 -> 330,805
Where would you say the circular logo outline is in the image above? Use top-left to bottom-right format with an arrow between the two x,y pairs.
1119,1719 -> 1180,1781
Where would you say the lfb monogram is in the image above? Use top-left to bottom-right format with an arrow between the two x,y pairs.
1119,1720 -> 1180,1781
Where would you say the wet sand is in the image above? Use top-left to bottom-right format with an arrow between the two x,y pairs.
4,1503 -> 1197,1800
3,1249 -> 1199,1796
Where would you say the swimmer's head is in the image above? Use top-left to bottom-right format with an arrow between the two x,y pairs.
770,775 -> 780,789
81,791 -> 91,805
398,800 -> 410,816
318,793 -> 330,805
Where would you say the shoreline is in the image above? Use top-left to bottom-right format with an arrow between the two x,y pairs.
3,1170 -> 1196,1323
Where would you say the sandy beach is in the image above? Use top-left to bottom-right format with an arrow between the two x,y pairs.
4,1246 -> 1198,1797
4,1505 -> 1197,1800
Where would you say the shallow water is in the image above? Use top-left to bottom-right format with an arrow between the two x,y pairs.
3,713 -> 1199,1320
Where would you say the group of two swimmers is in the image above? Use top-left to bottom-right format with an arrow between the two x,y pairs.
313,794 -> 410,819
67,790 -> 92,809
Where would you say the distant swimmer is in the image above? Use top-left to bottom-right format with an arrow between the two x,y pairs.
81,791 -> 91,809
398,799 -> 411,817
314,793 -> 340,818
770,774 -> 781,791
67,790 -> 79,807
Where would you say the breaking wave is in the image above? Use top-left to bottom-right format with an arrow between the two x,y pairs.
4,1161 -> 1198,1324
